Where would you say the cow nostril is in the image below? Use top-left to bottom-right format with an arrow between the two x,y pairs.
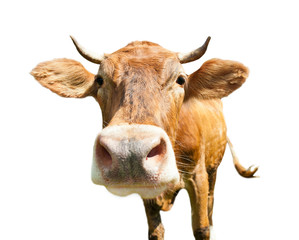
147,140 -> 166,160
96,141 -> 112,167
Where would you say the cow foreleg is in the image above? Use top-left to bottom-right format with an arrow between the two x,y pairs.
143,199 -> 164,240
186,163 -> 210,240
208,169 -> 217,240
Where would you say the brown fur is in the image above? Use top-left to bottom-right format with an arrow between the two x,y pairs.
185,58 -> 249,100
31,58 -> 96,98
31,40 -> 257,240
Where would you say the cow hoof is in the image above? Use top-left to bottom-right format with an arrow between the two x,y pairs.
194,227 -> 210,240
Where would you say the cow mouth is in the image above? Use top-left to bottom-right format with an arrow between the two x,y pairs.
105,183 -> 172,199
105,180 -> 179,199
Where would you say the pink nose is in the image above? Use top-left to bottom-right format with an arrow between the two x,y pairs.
96,136 -> 167,168
92,124 -> 179,188
95,131 -> 167,183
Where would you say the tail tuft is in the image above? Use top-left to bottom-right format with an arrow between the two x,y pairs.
227,138 -> 259,178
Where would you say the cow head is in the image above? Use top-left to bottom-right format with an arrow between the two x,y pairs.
31,37 -> 248,198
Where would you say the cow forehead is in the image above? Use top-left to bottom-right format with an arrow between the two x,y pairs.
113,41 -> 176,58
99,41 -> 182,84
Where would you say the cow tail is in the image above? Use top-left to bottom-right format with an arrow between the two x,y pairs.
227,137 -> 258,178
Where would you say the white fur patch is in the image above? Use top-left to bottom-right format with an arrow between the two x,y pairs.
210,226 -> 216,240
106,185 -> 168,199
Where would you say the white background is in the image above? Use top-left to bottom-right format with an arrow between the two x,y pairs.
1,0 -> 298,239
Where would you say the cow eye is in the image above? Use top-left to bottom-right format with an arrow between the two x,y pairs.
95,76 -> 104,86
176,76 -> 186,85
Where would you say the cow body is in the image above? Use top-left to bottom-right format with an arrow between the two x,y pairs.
143,98 -> 227,239
31,37 -> 257,240
177,98 -> 227,173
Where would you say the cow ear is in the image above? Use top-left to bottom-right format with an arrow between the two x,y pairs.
185,58 -> 249,100
31,58 -> 96,98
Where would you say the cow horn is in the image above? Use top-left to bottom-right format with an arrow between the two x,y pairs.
70,36 -> 104,64
178,36 -> 211,64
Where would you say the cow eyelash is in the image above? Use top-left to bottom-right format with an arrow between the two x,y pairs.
176,76 -> 186,85
95,76 -> 104,86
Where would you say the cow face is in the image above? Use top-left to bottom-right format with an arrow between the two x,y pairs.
91,42 -> 186,198
96,43 -> 185,133
31,37 -> 248,198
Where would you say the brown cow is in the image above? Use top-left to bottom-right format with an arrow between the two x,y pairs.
31,36 -> 258,240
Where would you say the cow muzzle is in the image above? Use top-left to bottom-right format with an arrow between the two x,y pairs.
91,124 -> 180,199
